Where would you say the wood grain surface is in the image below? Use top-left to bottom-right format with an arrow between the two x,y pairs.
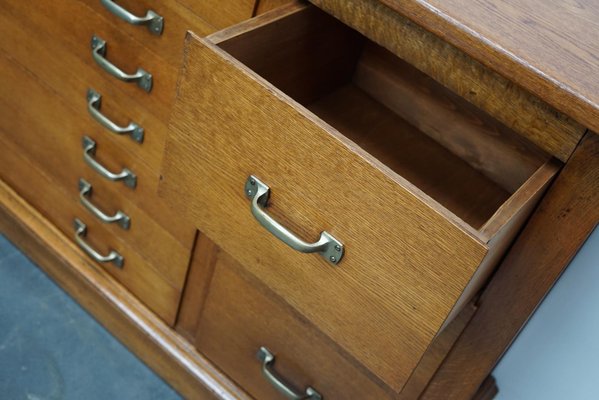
177,234 -> 483,399
177,0 -> 256,29
353,43 -> 549,194
1,0 -> 177,123
0,52 -> 194,272
175,232 -> 218,342
0,180 -> 251,400
255,0 -> 294,14
375,0 -> 599,141
422,132 -> 599,399
81,0 -> 215,63
161,27 -> 491,391
0,135 -> 182,325
0,1 -> 171,173
196,251 -> 394,399
309,0 -> 586,161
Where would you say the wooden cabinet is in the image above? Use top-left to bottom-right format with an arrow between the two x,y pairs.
159,2 -> 558,393
1,1 -> 597,399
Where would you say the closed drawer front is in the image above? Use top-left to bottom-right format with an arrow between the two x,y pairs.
0,52 -> 192,315
81,0 -> 215,64
0,134 -> 181,324
196,251 -> 392,400
160,2 -> 559,391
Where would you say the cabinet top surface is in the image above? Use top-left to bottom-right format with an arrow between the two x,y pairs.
374,0 -> 599,134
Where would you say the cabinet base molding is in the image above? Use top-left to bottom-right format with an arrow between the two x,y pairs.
0,179 -> 249,400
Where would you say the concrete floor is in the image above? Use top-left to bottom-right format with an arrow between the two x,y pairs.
0,234 -> 181,400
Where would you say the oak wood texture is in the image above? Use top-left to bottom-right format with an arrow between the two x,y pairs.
210,3 -> 558,237
162,14 -> 482,392
373,0 -> 599,145
0,52 -> 193,283
81,0 -> 215,63
177,232 -> 483,399
159,3 -> 556,391
0,1 -> 170,178
0,13 -> 196,244
398,302 -> 477,399
309,0 -> 586,162
308,84 -> 507,230
1,0 -> 177,123
175,232 -> 218,342
195,251 -> 394,400
0,180 -> 251,400
422,132 -> 599,399
255,0 -> 294,14
352,43 -> 549,194
0,134 -> 181,324
177,0 -> 257,30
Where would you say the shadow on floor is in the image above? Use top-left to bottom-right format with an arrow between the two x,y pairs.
0,234 -> 181,400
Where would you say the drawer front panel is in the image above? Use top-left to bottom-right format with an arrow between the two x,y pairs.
0,53 -> 191,290
0,134 -> 181,324
81,0 -> 215,64
160,33 -> 488,389
196,251 -> 392,400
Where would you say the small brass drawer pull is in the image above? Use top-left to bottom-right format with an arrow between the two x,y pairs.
74,218 -> 124,268
82,136 -> 137,188
245,175 -> 343,265
91,35 -> 152,92
100,0 -> 163,35
79,178 -> 130,229
257,347 -> 322,400
87,89 -> 144,143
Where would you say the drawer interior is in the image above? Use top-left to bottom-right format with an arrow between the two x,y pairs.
213,5 -> 554,233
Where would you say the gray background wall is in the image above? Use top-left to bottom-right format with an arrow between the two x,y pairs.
493,227 -> 599,399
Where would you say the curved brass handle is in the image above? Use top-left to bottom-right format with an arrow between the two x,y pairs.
257,347 -> 322,400
82,136 -> 137,188
74,218 -> 124,268
79,179 -> 131,229
87,89 -> 144,143
245,175 -> 343,265
100,0 -> 163,35
91,35 -> 152,92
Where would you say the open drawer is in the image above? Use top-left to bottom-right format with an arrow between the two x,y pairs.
159,1 -> 559,392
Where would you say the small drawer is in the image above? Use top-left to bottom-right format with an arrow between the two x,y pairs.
80,0 -> 215,65
0,53 -> 194,290
196,251 -> 392,400
160,2 -> 559,391
0,134 -> 181,324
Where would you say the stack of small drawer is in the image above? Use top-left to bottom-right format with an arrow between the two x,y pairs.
0,0 -> 256,324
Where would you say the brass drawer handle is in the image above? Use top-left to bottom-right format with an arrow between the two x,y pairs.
82,136 -> 137,188
79,178 -> 131,230
100,0 -> 163,35
245,175 -> 343,265
91,35 -> 152,92
74,218 -> 124,268
257,347 -> 322,400
87,89 -> 144,143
